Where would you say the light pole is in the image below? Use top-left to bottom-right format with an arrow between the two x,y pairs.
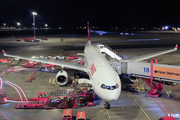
17,22 -> 21,29
17,22 -> 20,26
3,23 -> 6,28
45,24 -> 48,28
32,12 -> 37,39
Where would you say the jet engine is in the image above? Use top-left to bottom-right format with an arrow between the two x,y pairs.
120,74 -> 137,83
56,70 -> 69,86
129,75 -> 137,82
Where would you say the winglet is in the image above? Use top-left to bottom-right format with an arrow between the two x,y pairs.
2,50 -> 6,56
87,22 -> 91,41
175,44 -> 178,50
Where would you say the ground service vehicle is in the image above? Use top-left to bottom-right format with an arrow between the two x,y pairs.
159,116 -> 176,120
67,55 -> 79,60
0,59 -> 11,63
24,38 -> 34,42
23,61 -> 39,67
14,92 -> 51,109
41,38 -> 48,41
56,56 -> 65,60
43,64 -> 56,68
76,111 -> 86,120
62,109 -> 73,120
14,89 -> 94,109
16,39 -> 22,41
0,91 -> 7,104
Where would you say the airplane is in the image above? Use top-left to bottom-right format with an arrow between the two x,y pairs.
90,29 -> 108,36
2,22 -> 121,109
2,22 -> 178,109
174,28 -> 180,32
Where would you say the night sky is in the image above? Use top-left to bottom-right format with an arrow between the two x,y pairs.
0,0 -> 180,28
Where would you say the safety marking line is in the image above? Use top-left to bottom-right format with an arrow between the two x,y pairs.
151,97 -> 168,115
128,91 -> 151,120
102,101 -> 112,120
105,109 -> 111,120
89,109 -> 105,119
136,99 -> 151,101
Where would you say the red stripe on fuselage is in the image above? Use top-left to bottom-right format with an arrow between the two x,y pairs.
90,63 -> 97,76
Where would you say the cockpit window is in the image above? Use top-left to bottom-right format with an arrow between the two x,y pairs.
116,83 -> 119,88
106,86 -> 111,90
101,83 -> 119,90
101,84 -> 106,89
112,86 -> 116,90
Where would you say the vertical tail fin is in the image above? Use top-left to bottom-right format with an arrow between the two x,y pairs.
87,22 -> 91,41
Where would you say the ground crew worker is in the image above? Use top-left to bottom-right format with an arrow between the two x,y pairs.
45,67 -> 48,71
76,79 -> 78,85
49,77 -> 52,85
166,90 -> 172,98
51,67 -> 55,72
72,81 -> 75,86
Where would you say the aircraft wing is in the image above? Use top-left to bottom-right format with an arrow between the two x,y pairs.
126,44 -> 178,62
2,50 -> 87,72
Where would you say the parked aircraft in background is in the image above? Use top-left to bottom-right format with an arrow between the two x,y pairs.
90,29 -> 108,35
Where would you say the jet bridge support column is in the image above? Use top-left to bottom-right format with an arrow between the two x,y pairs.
142,60 -> 163,97
150,60 -> 153,90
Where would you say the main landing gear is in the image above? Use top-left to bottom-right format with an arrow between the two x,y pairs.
104,102 -> 110,109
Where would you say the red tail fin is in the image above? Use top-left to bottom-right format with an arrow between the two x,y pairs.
87,22 -> 91,41
2,50 -> 6,55
175,44 -> 178,49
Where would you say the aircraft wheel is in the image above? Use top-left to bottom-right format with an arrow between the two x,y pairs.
104,102 -> 110,109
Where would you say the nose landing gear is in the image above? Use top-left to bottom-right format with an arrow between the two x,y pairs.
104,102 -> 110,109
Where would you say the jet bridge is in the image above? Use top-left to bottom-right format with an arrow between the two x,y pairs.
109,59 -> 180,84
128,61 -> 180,83
96,43 -> 180,83
96,44 -> 122,61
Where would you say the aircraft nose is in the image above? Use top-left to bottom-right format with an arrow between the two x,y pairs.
108,94 -> 118,101
104,90 -> 120,102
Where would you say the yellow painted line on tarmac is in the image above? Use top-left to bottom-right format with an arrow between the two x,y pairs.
136,99 -> 151,101
49,77 -> 52,84
105,109 -> 111,120
103,100 -> 111,120
128,91 -> 151,120
89,109 -> 105,119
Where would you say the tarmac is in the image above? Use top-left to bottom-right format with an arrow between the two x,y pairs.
0,30 -> 180,120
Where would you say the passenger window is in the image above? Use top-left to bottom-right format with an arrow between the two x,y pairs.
101,84 -> 106,89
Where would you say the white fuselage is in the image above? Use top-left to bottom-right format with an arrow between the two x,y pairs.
84,41 -> 121,102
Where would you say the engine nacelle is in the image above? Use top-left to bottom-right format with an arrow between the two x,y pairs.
120,74 -> 137,83
56,70 -> 69,86
129,76 -> 137,82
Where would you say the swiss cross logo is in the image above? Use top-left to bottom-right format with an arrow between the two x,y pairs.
90,64 -> 97,76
